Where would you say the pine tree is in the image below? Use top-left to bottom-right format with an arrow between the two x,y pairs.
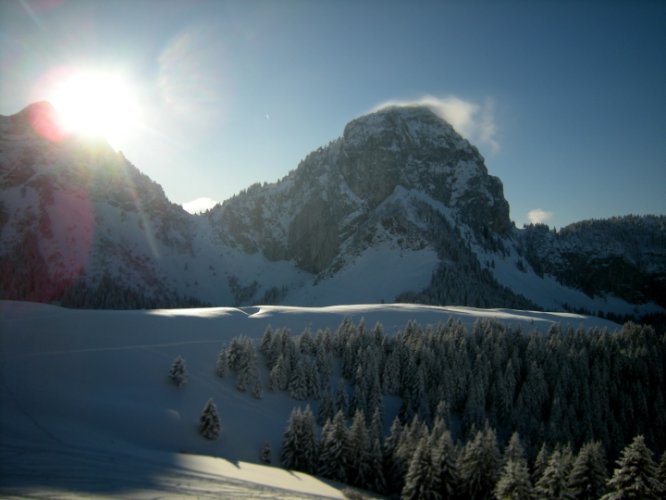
495,433 -> 532,500
280,406 -> 317,474
431,430 -> 458,500
269,353 -> 289,391
567,441 -> 607,500
318,410 -> 349,483
168,355 -> 188,387
602,435 -> 665,499
532,443 -> 550,483
199,398 -> 221,440
215,347 -> 229,377
368,436 -> 386,494
658,450 -> 666,487
317,391 -> 336,426
348,409 -> 373,488
260,441 -> 272,464
384,416 -> 405,494
402,433 -> 440,500
260,326 -> 275,367
534,448 -> 573,499
458,426 -> 500,500
288,358 -> 309,400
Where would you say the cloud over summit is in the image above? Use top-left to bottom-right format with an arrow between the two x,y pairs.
374,95 -> 500,155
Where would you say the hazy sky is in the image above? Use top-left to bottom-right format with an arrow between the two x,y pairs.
1,0 -> 664,227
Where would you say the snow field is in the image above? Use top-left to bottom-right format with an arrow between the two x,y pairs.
0,300 -> 617,497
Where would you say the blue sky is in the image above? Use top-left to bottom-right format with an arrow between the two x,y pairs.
1,0 -> 664,227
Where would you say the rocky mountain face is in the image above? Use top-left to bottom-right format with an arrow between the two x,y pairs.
1,102 -> 664,321
0,102 -> 203,307
520,217 -> 666,310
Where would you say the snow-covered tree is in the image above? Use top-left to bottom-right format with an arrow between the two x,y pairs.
318,410 -> 349,483
383,415 -> 404,493
168,355 -> 188,387
658,450 -> 666,487
260,441 -> 272,464
215,347 -> 228,377
602,435 -> 665,499
534,447 -> 574,499
495,433 -> 532,500
458,426 -> 500,500
280,406 -> 317,474
402,433 -> 439,500
566,441 -> 607,500
347,409 -> 373,488
532,443 -> 550,483
431,430 -> 458,500
260,325 -> 275,367
269,353 -> 289,391
199,398 -> 221,440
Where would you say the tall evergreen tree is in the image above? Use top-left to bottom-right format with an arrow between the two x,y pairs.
431,430 -> 459,500
280,406 -> 318,474
402,433 -> 440,500
318,410 -> 349,483
458,426 -> 500,500
602,435 -> 665,499
269,353 -> 289,391
567,441 -> 607,500
495,433 -> 532,500
532,443 -> 550,483
658,450 -> 666,487
199,398 -> 221,440
534,448 -> 573,499
347,409 -> 374,488
215,347 -> 229,377
384,416 -> 405,494
168,355 -> 188,387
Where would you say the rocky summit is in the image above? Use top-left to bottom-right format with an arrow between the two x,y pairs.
0,102 -> 664,322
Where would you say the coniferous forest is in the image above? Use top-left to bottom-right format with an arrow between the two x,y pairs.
193,318 -> 666,498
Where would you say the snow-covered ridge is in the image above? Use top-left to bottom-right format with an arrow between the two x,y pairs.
1,102 -> 664,322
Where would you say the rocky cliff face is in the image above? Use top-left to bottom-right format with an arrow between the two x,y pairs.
212,106 -> 512,275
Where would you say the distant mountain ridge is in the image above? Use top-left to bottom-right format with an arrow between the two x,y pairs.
1,102 -> 664,322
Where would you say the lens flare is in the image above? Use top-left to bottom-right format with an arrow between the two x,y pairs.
49,69 -> 140,149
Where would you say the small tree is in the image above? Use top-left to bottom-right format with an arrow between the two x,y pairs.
260,441 -> 272,464
168,355 -> 188,387
199,398 -> 221,440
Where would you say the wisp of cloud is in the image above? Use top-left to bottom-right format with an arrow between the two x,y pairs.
373,95 -> 499,155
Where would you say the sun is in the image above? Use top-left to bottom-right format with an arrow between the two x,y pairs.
50,70 -> 140,149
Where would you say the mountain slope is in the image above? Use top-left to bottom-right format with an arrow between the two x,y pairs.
1,102 -> 664,320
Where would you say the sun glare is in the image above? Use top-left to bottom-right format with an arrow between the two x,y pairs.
50,70 -> 140,149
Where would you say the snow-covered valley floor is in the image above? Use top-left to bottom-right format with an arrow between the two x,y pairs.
0,301 -> 619,498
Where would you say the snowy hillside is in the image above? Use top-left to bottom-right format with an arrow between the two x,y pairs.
1,102 -> 664,322
0,300 -> 624,497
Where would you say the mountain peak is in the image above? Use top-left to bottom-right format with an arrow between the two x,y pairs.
343,104 -> 467,151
